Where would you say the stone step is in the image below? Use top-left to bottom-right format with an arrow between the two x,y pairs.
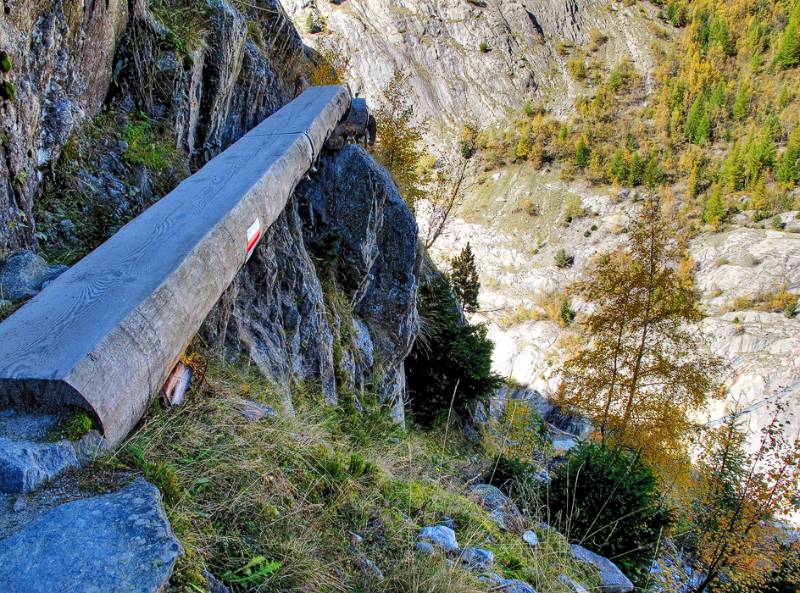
0,477 -> 182,593
0,409 -> 107,494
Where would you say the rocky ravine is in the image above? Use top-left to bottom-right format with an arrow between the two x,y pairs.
285,0 -> 800,449
425,165 -> 800,449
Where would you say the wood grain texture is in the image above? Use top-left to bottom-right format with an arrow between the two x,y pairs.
0,85 -> 351,445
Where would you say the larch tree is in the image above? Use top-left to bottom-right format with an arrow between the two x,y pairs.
553,195 -> 721,471
450,242 -> 480,313
686,403 -> 800,593
371,71 -> 424,207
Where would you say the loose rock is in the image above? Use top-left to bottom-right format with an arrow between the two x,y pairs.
0,251 -> 67,301
483,573 -> 538,593
414,540 -> 436,555
0,478 -> 183,593
559,574 -> 589,593
203,570 -> 230,593
522,530 -> 539,548
571,544 -> 634,593
232,398 -> 277,421
461,547 -> 494,572
418,525 -> 459,553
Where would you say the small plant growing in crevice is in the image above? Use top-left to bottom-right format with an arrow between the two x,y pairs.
554,249 -> 574,268
50,409 -> 95,441
559,298 -> 575,325
309,231 -> 342,279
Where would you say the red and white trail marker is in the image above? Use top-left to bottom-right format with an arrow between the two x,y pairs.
246,218 -> 262,260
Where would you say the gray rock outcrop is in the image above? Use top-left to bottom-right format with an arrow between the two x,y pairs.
0,410 -> 107,494
0,477 -> 182,593
282,0 -> 662,138
204,145 -> 419,418
571,544 -> 634,593
0,1 -> 129,250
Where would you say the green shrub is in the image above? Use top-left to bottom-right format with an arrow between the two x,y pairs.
123,116 -> 175,171
546,442 -> 673,587
479,42 -> 490,53
559,298 -> 575,325
554,249 -> 574,268
487,455 -> 538,492
406,275 -> 502,425
0,81 -> 15,101
0,51 -> 11,73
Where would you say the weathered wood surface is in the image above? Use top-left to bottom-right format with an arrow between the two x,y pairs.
0,85 -> 351,446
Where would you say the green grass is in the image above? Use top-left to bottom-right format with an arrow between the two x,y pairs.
148,0 -> 208,54
123,116 -> 177,171
82,342 -> 598,593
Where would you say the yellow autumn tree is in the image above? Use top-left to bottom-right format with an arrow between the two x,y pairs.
686,402 -> 800,593
553,195 -> 721,475
371,71 -> 425,207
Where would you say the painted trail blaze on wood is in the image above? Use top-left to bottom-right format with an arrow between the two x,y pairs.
0,85 -> 352,446
246,218 -> 262,259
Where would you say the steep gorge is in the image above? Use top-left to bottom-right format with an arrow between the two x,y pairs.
287,0 -> 800,449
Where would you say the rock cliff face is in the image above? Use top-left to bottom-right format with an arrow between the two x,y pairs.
204,145 -> 419,420
0,0 -> 128,251
280,0 -> 659,137
0,0 -> 305,252
1,0 -> 420,421
426,167 -> 800,448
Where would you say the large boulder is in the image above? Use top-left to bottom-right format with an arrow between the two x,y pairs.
571,544 -> 634,593
0,477 -> 182,593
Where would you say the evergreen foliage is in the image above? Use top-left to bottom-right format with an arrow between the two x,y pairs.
450,243 -> 481,313
776,3 -> 800,69
406,275 -> 502,425
547,442 -> 673,588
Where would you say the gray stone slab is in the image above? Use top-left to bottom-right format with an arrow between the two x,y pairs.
571,544 -> 634,593
0,430 -> 107,494
0,477 -> 182,593
0,86 -> 351,446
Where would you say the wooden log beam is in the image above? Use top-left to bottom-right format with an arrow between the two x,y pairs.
0,85 -> 351,446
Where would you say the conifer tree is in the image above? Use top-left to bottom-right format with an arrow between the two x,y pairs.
776,4 -> 800,70
575,136 -> 590,168
450,242 -> 480,313
554,196 -> 720,471
732,85 -> 750,121
702,185 -> 727,228
777,128 -> 800,186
